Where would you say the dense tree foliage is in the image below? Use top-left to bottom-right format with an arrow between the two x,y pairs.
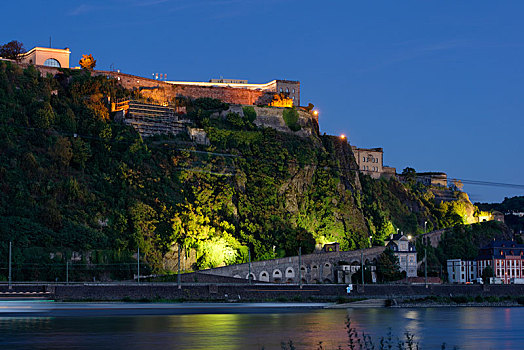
0,61 -> 499,281
416,221 -> 512,278
376,249 -> 403,282
477,196 -> 524,235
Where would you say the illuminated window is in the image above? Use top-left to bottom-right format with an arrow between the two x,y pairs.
286,88 -> 289,93
292,89 -> 295,93
279,88 -> 283,92
44,58 -> 61,67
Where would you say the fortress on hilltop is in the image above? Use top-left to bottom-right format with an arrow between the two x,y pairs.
2,44 -> 417,181
98,70 -> 300,107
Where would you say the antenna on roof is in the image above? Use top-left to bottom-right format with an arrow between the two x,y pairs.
49,36 -> 52,48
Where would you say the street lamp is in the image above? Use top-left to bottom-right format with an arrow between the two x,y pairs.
406,235 -> 412,281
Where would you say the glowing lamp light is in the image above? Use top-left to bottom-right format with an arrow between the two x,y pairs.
407,235 -> 412,240
312,110 -> 319,116
340,134 -> 346,139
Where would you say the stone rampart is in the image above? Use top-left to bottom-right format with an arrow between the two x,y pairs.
420,229 -> 447,248
96,71 -> 275,106
11,65 -> 289,107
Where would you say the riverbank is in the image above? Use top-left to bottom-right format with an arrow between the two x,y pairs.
391,295 -> 524,308
0,301 -> 330,317
4,283 -> 524,304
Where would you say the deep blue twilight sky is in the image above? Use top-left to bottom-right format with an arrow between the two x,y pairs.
1,1 -> 523,203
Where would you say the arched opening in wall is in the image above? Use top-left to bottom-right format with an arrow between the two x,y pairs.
300,265 -> 307,272
273,269 -> 282,282
246,273 -> 256,281
323,278 -> 332,284
311,265 -> 319,274
285,267 -> 295,278
259,271 -> 269,282
43,58 -> 61,68
323,263 -> 331,275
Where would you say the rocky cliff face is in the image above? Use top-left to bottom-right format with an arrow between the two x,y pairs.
204,110 -> 369,253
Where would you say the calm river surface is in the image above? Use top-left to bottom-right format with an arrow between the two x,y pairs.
0,303 -> 522,349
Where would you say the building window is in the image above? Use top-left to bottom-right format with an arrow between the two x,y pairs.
292,89 -> 295,93
280,88 -> 283,92
363,157 -> 366,162
43,58 -> 61,68
286,88 -> 289,93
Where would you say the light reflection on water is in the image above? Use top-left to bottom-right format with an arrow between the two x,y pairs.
0,307 -> 523,349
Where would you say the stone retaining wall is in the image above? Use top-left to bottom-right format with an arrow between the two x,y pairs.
48,283 -> 524,302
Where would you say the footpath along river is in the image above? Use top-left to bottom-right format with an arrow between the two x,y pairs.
0,302 -> 522,349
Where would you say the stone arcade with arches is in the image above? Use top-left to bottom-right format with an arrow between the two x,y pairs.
201,246 -> 385,284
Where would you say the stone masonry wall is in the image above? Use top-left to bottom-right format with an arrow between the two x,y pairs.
96,71 -> 275,106
48,283 -> 524,302
224,105 -> 318,137
200,247 -> 385,284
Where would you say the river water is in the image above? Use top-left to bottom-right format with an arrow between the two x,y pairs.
0,303 -> 522,349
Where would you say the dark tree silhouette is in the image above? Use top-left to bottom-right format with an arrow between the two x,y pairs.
0,40 -> 25,61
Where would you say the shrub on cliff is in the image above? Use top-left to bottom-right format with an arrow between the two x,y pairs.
282,108 -> 301,131
192,97 -> 229,111
242,106 -> 256,123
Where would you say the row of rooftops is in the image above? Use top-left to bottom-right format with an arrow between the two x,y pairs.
382,236 -> 524,261
477,240 -> 524,260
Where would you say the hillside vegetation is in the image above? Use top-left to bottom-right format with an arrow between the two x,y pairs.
0,62 -> 495,280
